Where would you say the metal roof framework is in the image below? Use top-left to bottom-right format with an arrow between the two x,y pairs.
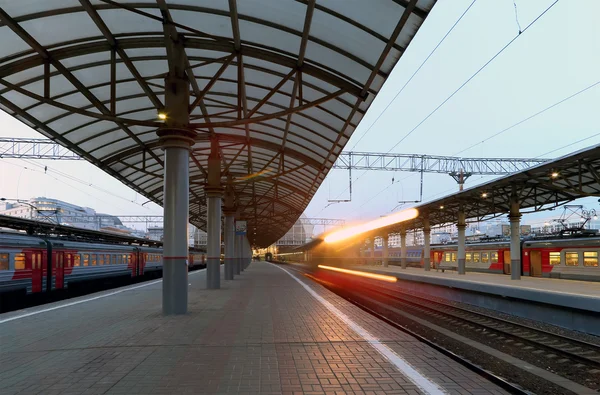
379,144 -> 600,236
0,0 -> 435,247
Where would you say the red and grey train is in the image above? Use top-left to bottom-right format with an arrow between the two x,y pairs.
368,236 -> 600,281
0,232 -> 206,296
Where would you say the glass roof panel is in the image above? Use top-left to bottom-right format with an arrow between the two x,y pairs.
97,8 -> 164,35
169,10 -> 233,39
20,13 -> 101,47
1,0 -> 80,18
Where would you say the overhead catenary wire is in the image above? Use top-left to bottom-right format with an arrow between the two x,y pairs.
320,0 -> 479,210
349,0 -> 478,152
324,0 -> 565,215
385,0 -> 560,154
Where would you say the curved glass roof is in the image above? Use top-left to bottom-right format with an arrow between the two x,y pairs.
0,0 -> 436,247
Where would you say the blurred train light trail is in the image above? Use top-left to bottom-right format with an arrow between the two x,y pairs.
318,265 -> 397,283
324,208 -> 419,243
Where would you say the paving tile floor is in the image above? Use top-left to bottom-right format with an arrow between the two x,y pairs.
0,262 -> 508,394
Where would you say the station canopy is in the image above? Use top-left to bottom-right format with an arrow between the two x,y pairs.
0,0 -> 436,247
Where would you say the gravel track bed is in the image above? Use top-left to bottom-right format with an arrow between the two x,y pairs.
393,280 -> 600,346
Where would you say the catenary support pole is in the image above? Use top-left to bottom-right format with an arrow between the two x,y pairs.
510,188 -> 522,280
206,138 -> 223,289
457,209 -> 466,275
423,217 -> 431,271
159,34 -> 194,315
400,228 -> 407,269
370,238 -> 376,265
234,225 -> 241,275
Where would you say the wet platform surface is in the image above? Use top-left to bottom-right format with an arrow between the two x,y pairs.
0,262 -> 508,394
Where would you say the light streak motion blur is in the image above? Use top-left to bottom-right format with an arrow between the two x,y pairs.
318,265 -> 398,283
324,208 -> 419,243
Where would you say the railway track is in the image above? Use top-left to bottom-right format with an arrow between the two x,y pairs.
357,280 -> 600,370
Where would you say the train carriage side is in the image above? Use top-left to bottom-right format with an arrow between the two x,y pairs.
523,237 -> 600,281
50,240 -> 137,288
0,233 -> 47,295
431,241 -> 509,274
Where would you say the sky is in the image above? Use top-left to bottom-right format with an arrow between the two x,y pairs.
1,0 -> 599,235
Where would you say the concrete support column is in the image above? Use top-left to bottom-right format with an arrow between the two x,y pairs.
224,213 -> 235,280
370,238 -> 376,265
382,235 -> 389,267
510,191 -> 522,280
243,237 -> 251,269
400,228 -> 407,269
161,139 -> 191,314
234,226 -> 241,275
223,180 -> 235,281
206,138 -> 223,289
158,41 -> 194,314
423,217 -> 431,271
457,210 -> 466,275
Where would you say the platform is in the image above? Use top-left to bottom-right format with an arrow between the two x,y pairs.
0,262 -> 508,394
346,264 -> 600,335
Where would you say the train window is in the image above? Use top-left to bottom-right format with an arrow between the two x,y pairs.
91,255 -> 97,266
465,253 -> 472,263
15,253 -> 25,270
565,252 -> 578,266
481,252 -> 489,263
74,254 -> 81,267
98,255 -> 104,266
0,253 -> 8,270
472,252 -> 480,263
83,254 -> 89,266
444,253 -> 450,262
549,252 -> 560,265
451,252 -> 457,262
583,252 -> 598,267
491,252 -> 498,263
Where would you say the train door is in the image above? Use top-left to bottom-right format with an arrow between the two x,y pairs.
503,250 -> 511,275
54,251 -> 65,289
529,251 -> 542,277
130,253 -> 137,277
30,251 -> 44,293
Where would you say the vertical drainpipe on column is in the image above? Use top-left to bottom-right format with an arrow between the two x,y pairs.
457,209 -> 466,275
423,216 -> 431,271
509,187 -> 522,280
205,138 -> 223,289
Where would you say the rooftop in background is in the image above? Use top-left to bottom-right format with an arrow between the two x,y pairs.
0,1 -> 436,247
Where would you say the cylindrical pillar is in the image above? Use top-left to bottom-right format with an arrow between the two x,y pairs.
382,235 -> 389,267
224,213 -> 235,280
234,226 -> 241,275
423,218 -> 431,271
206,194 -> 222,288
400,229 -> 407,269
161,143 -> 189,315
510,193 -> 522,280
206,138 -> 223,289
457,210 -> 466,275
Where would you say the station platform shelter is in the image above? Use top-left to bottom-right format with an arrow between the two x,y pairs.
0,262 -> 508,395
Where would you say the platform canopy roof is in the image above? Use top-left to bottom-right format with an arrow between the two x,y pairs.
0,0 -> 436,247
379,143 -> 600,236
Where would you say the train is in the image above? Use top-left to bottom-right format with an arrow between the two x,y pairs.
0,232 -> 206,296
368,236 -> 600,281
277,234 -> 600,282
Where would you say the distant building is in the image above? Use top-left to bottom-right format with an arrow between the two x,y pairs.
0,197 -> 127,231
147,225 -> 207,248
276,214 -> 314,246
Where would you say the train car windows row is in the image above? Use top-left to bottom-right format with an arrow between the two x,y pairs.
584,252 -> 598,267
0,253 -> 8,270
